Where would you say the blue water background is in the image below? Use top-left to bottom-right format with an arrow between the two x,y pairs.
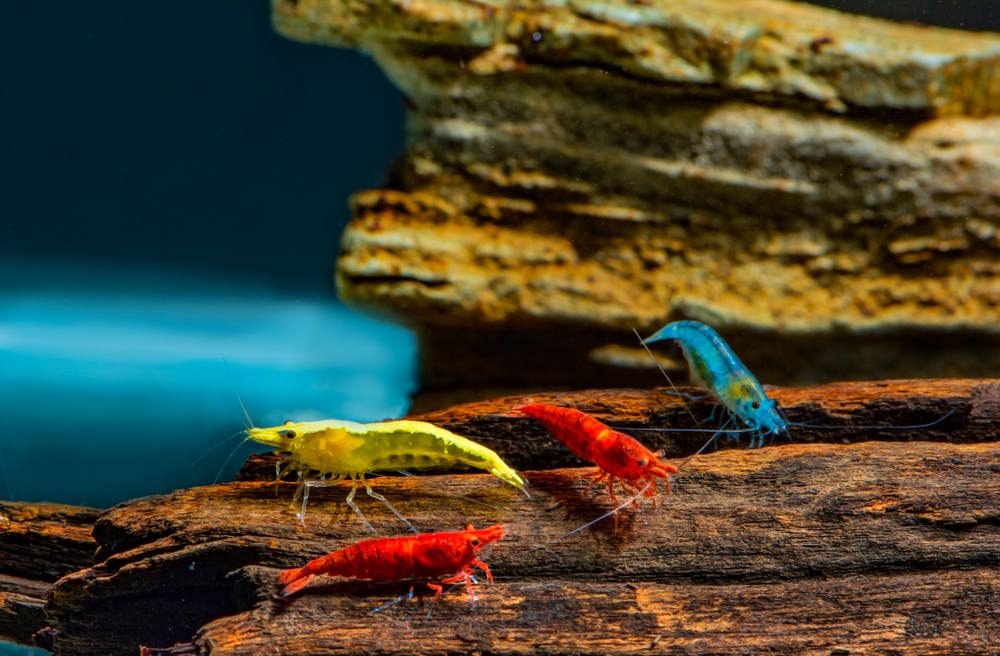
0,260 -> 416,508
0,262 -> 414,656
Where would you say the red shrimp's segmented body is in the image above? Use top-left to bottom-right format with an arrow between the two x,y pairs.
519,403 -> 679,504
277,524 -> 504,602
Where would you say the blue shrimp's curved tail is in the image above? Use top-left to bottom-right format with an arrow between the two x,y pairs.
642,322 -> 683,344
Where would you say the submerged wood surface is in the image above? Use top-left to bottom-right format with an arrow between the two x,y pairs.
3,380 -> 999,653
0,502 -> 99,646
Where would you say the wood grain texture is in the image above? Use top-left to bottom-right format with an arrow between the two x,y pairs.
0,501 -> 99,646
49,440 -> 1000,654
196,568 -> 1000,655
2,381 -> 997,653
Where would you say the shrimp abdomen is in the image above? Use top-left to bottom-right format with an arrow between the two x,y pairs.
353,421 -> 526,491
518,403 -> 608,463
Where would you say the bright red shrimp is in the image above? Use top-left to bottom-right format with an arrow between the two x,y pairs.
518,403 -> 679,505
277,524 -> 505,602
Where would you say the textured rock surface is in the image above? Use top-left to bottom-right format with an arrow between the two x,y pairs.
273,0 -> 1000,390
273,0 -> 1000,114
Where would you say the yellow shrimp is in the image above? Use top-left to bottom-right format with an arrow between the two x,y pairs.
248,419 -> 527,532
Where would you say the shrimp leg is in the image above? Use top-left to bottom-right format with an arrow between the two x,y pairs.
583,470 -> 610,495
442,571 -> 477,605
345,475 -> 378,535
660,389 -> 713,402
426,582 -> 444,601
297,475 -> 341,528
275,460 -> 295,496
470,559 -> 493,584
362,478 -> 417,534
290,470 -> 306,510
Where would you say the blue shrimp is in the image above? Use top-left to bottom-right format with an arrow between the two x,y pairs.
642,320 -> 784,447
637,320 -> 951,452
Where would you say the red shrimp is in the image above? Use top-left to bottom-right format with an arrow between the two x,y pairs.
518,403 -> 679,505
277,524 -> 505,602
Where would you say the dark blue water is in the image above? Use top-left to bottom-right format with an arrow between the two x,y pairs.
1,0 -> 410,649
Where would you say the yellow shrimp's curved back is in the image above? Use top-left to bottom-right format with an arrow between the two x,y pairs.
248,418 -> 526,492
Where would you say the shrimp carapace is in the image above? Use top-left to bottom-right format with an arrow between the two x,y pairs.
277,523 -> 505,603
643,320 -> 785,446
517,403 -> 678,505
248,419 -> 526,531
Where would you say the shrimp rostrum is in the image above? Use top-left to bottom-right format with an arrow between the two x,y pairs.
278,523 -> 505,606
249,419 -> 526,532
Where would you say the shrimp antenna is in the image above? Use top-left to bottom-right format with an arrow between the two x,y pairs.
220,354 -> 255,430
213,436 -> 252,484
235,389 -> 255,431
676,415 -> 737,470
785,409 -> 955,432
191,430 -> 248,467
370,589 -> 416,615
621,425 -> 756,434
559,480 -> 653,540
632,327 -> 701,427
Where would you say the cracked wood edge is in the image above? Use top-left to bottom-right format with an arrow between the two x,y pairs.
0,501 -> 100,647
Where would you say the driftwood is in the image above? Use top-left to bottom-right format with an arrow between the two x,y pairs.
2,380 -> 999,654
0,502 -> 99,646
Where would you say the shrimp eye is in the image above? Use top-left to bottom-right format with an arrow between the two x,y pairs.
283,430 -> 297,439
751,401 -> 761,410
470,537 -> 480,546
637,458 -> 648,468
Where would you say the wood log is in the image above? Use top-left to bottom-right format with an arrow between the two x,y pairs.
197,568 -> 1000,655
0,501 -> 99,646
3,381 -> 997,654
48,439 -> 1000,654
